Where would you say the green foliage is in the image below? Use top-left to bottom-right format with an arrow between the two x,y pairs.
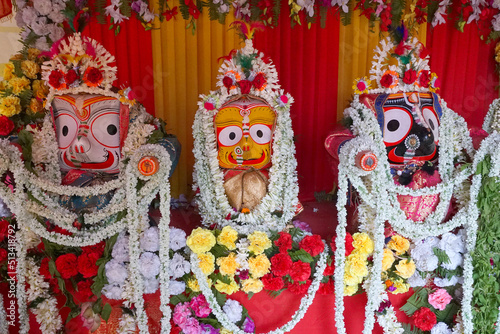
101,303 -> 112,322
400,287 -> 429,316
288,249 -> 314,263
426,0 -> 440,24
433,247 -> 450,264
271,0 -> 281,27
319,5 -> 329,29
435,302 -> 459,324
94,0 -> 108,25
339,3 -> 352,26
179,0 -> 191,20
390,0 -> 406,27
402,323 -> 424,334
119,1 -> 132,18
213,288 -> 227,306
170,293 -> 192,305
17,130 -> 34,172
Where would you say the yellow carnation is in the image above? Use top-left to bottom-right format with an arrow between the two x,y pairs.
32,80 -> 49,100
21,60 -> 40,79
387,235 -> 410,255
27,48 -> 41,61
0,96 -> 21,117
187,277 -> 212,292
345,253 -> 368,278
395,259 -> 416,279
29,98 -> 43,114
248,254 -> 271,278
247,231 -> 271,255
3,63 -> 14,81
241,278 -> 263,294
351,232 -> 374,256
344,271 -> 362,286
8,76 -> 30,95
214,278 -> 239,295
382,248 -> 395,271
197,252 -> 215,275
391,279 -> 410,294
220,329 -> 233,334
217,252 -> 239,276
187,228 -> 216,254
217,226 -> 238,250
344,284 -> 358,296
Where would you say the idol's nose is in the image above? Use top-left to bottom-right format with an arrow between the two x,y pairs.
71,135 -> 91,154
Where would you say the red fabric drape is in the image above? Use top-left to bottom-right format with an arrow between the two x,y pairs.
82,17 -> 155,115
253,12 -> 340,202
427,22 -> 498,129
0,0 -> 11,21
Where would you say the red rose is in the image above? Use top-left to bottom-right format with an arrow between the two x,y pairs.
323,262 -> 335,276
419,70 -> 430,87
290,261 -> 311,282
288,279 -> 311,295
270,253 -> 292,276
412,307 -> 437,331
83,67 -> 103,87
252,73 -> 266,90
274,232 -> 292,253
380,74 -> 393,88
238,80 -> 252,94
39,257 -> 52,279
204,102 -> 215,111
49,70 -> 64,89
0,248 -> 7,264
0,116 -> 14,136
261,273 -> 284,291
55,253 -> 78,279
81,241 -> 105,257
65,69 -> 79,86
76,279 -> 94,300
0,219 -> 10,242
318,279 -> 334,295
357,81 -> 366,92
280,95 -> 288,104
403,69 -> 417,84
299,235 -> 324,257
222,76 -> 233,92
77,251 -> 100,278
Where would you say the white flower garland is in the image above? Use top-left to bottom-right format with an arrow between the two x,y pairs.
189,241 -> 329,334
0,293 -> 7,334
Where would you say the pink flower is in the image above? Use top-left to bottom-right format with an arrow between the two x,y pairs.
189,294 -> 211,318
173,302 -> 191,326
428,289 -> 452,311
204,102 -> 214,110
180,317 -> 201,334
280,95 -> 288,104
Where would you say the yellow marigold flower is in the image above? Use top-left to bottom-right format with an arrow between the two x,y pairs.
351,232 -> 374,256
217,252 -> 239,276
247,231 -> 271,255
344,271 -> 362,286
241,278 -> 263,294
344,284 -> 358,296
27,48 -> 41,61
387,235 -> 410,255
382,248 -> 395,271
187,227 -> 216,254
29,98 -> 43,114
248,253 -> 271,278
9,76 -> 30,95
345,253 -> 368,278
391,279 -> 410,294
197,252 -> 215,275
21,60 -> 40,79
217,226 -> 238,250
220,329 -> 233,334
0,96 -> 21,117
395,259 -> 416,279
32,80 -> 49,100
214,277 -> 239,295
3,63 -> 14,81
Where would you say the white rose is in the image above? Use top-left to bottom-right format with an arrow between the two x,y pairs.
434,276 -> 458,287
223,299 -> 243,323
407,271 -> 427,287
144,277 -> 159,294
169,280 -> 186,296
169,227 -> 187,251
140,226 -> 160,252
431,322 -> 452,334
441,251 -> 463,270
112,232 -> 130,262
439,232 -> 465,255
105,260 -> 128,285
169,253 -> 191,279
102,284 -> 123,300
139,252 -> 161,279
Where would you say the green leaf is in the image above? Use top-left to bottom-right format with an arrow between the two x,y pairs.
288,249 -> 314,263
400,287 -> 429,316
101,303 -> 112,322
170,294 -> 190,305
213,288 -> 227,306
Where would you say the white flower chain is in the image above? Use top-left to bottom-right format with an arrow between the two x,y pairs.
0,291 -> 7,334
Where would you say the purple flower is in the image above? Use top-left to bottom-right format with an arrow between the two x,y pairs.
200,324 -> 219,334
131,0 -> 143,13
388,286 -> 397,292
377,300 -> 392,313
238,270 -> 249,280
180,317 -> 202,334
292,220 -> 312,233
75,0 -> 87,10
243,317 -> 255,333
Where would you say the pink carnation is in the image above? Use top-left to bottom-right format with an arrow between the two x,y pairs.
173,302 -> 191,326
180,317 -> 201,334
428,288 -> 452,311
189,294 -> 211,318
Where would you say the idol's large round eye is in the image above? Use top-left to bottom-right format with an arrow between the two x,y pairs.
249,124 -> 273,144
423,106 -> 439,143
55,113 -> 78,149
383,108 -> 413,145
90,112 -> 120,148
218,126 -> 243,147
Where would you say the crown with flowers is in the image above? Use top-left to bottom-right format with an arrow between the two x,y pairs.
41,33 -> 136,107
353,27 -> 440,95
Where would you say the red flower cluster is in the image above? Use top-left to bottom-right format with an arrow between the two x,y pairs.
290,261 -> 311,282
403,69 -> 417,84
394,42 -> 411,56
49,70 -> 65,89
271,253 -> 292,276
222,76 -> 233,92
185,0 -> 200,18
412,307 -> 437,331
239,80 -> 252,94
419,70 -> 431,87
55,253 -> 79,279
65,69 -> 79,86
75,279 -> 94,300
252,73 -> 266,90
77,250 -> 100,278
299,235 -> 324,257
39,257 -> 52,279
0,116 -> 14,136
0,248 -> 7,264
274,232 -> 292,253
261,273 -> 284,291
318,279 -> 334,295
288,279 -> 311,295
0,219 -> 10,242
323,262 -> 334,276
163,6 -> 178,21
83,67 -> 103,87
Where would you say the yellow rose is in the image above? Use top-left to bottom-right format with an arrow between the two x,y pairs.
3,63 -> 14,80
345,253 -> 368,278
395,259 -> 416,279
217,226 -> 238,250
391,279 -> 410,294
351,232 -> 374,256
344,271 -> 362,286
214,278 -> 239,295
344,284 -> 358,296
387,235 -> 410,255
197,252 -> 215,275
382,248 -> 395,271
216,252 -> 239,276
248,254 -> 270,278
32,80 -> 49,100
0,96 -> 21,117
247,231 -> 271,254
8,76 -> 30,95
27,48 -> 41,61
21,60 -> 40,79
29,98 -> 43,114
187,228 -> 216,254
241,278 -> 263,294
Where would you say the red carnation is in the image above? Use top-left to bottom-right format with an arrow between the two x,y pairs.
81,241 -> 105,258
252,73 -> 266,90
380,74 -> 393,88
318,279 -> 334,295
50,278 -> 61,294
222,76 -> 233,92
49,70 -> 65,89
65,69 -> 79,86
83,67 -> 103,87
419,70 -> 431,87
0,219 -> 10,242
274,232 -> 292,253
77,251 -> 100,278
270,253 -> 293,276
299,235 -> 324,257
261,273 -> 284,291
323,262 -> 335,276
0,116 -> 14,136
345,233 -> 354,256
290,261 -> 311,282
76,279 -> 94,300
288,279 -> 311,295
39,257 -> 52,279
238,80 -> 252,94
403,69 -> 417,84
55,253 -> 78,279
412,307 -> 437,331
0,248 -> 7,264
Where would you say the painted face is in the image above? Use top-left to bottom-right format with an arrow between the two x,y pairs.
52,94 -> 121,173
362,92 -> 441,167
215,97 -> 276,170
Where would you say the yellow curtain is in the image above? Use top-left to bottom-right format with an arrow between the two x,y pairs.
151,5 -> 241,198
337,11 -> 427,119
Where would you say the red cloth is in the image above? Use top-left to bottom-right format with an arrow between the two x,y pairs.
0,0 -> 11,21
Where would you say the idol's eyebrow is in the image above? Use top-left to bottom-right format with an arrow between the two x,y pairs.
87,105 -> 120,122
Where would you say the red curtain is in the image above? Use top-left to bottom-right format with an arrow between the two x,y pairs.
0,0 -> 11,21
253,11 -> 340,202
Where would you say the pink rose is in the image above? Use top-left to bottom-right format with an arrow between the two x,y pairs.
428,289 -> 452,311
189,294 -> 211,318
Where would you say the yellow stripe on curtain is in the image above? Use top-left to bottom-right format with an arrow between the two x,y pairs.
151,6 -> 241,198
337,12 -> 427,119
